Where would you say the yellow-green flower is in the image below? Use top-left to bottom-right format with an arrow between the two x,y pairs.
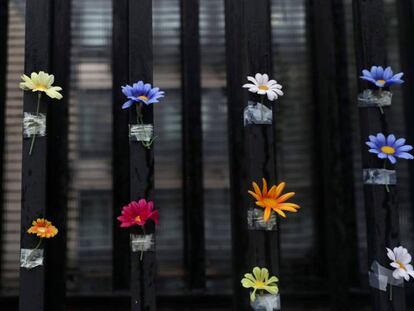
20,71 -> 63,99
241,267 -> 279,302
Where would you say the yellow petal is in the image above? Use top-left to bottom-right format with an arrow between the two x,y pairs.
253,267 -> 262,280
274,209 -> 287,218
267,185 -> 277,197
255,201 -> 265,208
278,203 -> 298,212
263,207 -> 272,222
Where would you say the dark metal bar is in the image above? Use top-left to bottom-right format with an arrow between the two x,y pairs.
128,0 -> 156,310
112,0 -> 131,291
224,0 -> 248,308
225,0 -> 279,309
0,0 -> 8,286
353,0 -> 406,310
396,0 -> 414,224
19,1 -> 52,310
44,0 -> 71,310
180,0 -> 205,290
308,0 -> 358,309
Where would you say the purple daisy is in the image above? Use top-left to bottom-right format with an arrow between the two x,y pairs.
121,81 -> 165,109
360,66 -> 404,88
366,133 -> 414,164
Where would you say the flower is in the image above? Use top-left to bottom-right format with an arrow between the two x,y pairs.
248,178 -> 300,221
366,133 -> 414,164
121,81 -> 165,109
387,246 -> 414,281
117,199 -> 159,228
20,71 -> 63,99
242,73 -> 284,101
27,218 -> 58,238
360,66 -> 404,88
241,267 -> 279,302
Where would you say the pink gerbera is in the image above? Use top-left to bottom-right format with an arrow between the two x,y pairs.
117,199 -> 159,228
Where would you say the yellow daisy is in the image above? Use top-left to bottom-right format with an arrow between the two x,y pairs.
241,267 -> 279,302
20,71 -> 63,99
248,178 -> 300,221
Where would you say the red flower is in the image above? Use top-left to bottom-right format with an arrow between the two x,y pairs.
117,199 -> 159,228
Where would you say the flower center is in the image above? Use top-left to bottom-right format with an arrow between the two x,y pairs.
262,198 -> 277,207
35,84 -> 48,91
255,281 -> 266,289
377,79 -> 386,85
396,260 -> 407,271
37,227 -> 46,233
258,85 -> 269,91
381,146 -> 395,155
138,95 -> 149,101
135,216 -> 142,223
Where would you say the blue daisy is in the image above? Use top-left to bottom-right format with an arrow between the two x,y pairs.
121,81 -> 165,109
366,133 -> 414,164
360,66 -> 404,88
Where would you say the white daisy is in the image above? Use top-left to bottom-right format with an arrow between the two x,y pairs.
242,73 -> 284,101
386,246 -> 414,281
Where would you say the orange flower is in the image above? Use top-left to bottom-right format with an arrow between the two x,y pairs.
248,178 -> 300,221
27,218 -> 58,238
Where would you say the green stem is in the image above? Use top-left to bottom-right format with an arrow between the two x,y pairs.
26,238 -> 42,263
136,103 -> 155,149
378,89 -> 384,114
389,284 -> 393,301
140,227 -> 146,261
384,160 -> 390,193
29,93 -> 42,155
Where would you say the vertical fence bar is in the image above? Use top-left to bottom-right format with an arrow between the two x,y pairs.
397,0 -> 414,218
0,0 -> 8,284
112,0 -> 131,291
44,0 -> 71,310
224,0 -> 248,308
308,0 -> 357,310
353,1 -> 406,310
180,0 -> 206,290
225,0 -> 279,309
19,1 -> 52,310
128,0 -> 156,310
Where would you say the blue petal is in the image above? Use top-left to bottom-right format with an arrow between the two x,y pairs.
378,152 -> 387,159
388,155 -> 397,164
122,85 -> 133,97
394,138 -> 406,147
385,79 -> 404,87
397,152 -> 414,160
369,135 -> 377,143
122,100 -> 134,109
143,83 -> 152,94
383,67 -> 393,80
376,66 -> 384,79
362,69 -> 373,78
360,76 -> 377,84
397,145 -> 413,152
392,72 -> 404,80
387,134 -> 396,145
366,141 -> 377,148
369,148 -> 380,154
377,133 -> 386,145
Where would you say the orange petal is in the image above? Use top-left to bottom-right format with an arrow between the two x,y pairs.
274,209 -> 287,218
267,185 -> 277,197
275,182 -> 286,198
252,182 -> 261,196
277,192 -> 295,203
264,207 -> 272,221
262,178 -> 268,196
248,190 -> 260,201
256,201 -> 266,208
278,204 -> 298,212
281,202 -> 300,209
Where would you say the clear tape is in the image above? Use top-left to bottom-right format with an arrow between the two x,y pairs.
23,112 -> 46,138
363,169 -> 396,185
129,124 -> 153,142
20,248 -> 44,269
244,101 -> 272,126
130,233 -> 155,252
247,208 -> 277,231
368,260 -> 404,291
251,294 -> 280,311
358,89 -> 392,107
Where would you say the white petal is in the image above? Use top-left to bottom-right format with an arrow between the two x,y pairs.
393,269 -> 403,280
387,248 -> 396,261
255,73 -> 263,85
247,76 -> 258,85
261,74 -> 269,84
257,90 -> 267,95
243,83 -> 257,89
390,262 -> 400,269
267,91 -> 276,101
274,88 -> 284,96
